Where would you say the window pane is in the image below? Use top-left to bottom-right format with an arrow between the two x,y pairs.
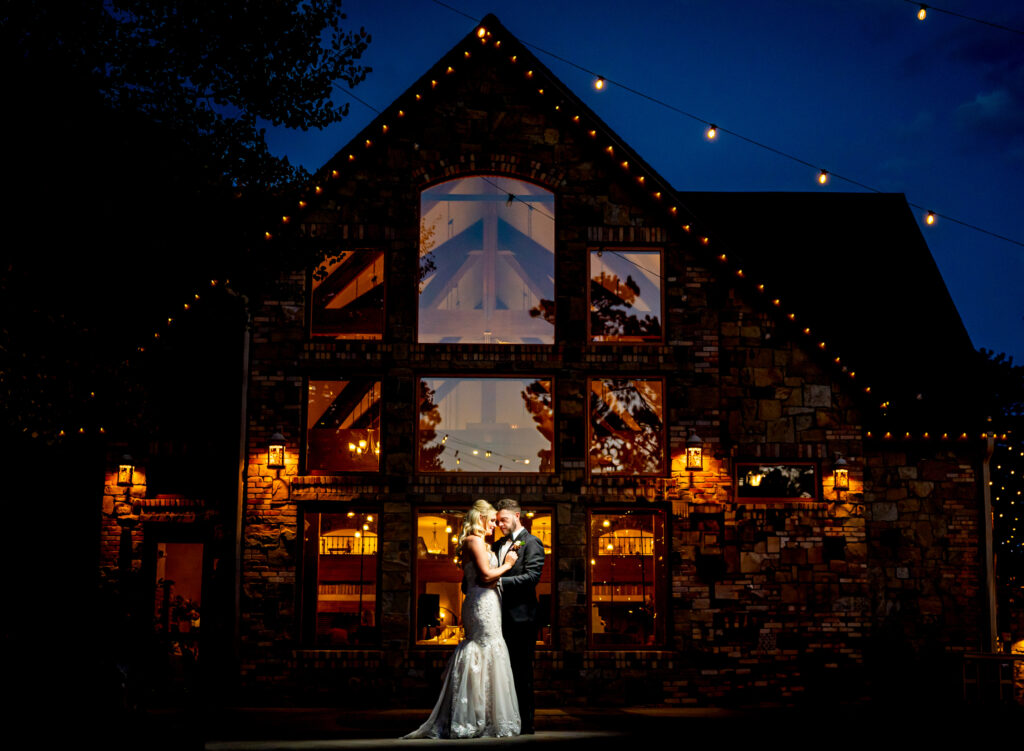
521,510 -> 554,647
310,511 -> 378,647
307,380 -> 381,472
589,378 -> 665,475
311,250 -> 384,340
419,176 -> 555,344
415,509 -> 484,645
418,378 -> 554,472
590,250 -> 662,343
589,510 -> 666,648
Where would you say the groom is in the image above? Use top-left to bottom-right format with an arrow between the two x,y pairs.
493,498 -> 544,735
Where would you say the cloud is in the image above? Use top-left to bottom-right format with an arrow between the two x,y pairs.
956,88 -> 1024,140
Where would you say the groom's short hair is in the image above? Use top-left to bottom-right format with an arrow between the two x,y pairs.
494,498 -> 521,514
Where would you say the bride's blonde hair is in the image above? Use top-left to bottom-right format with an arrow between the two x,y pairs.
456,499 -> 495,560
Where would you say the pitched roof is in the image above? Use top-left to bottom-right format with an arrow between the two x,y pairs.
678,191 -> 982,426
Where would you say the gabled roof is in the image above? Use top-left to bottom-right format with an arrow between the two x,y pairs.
276,14 -> 983,433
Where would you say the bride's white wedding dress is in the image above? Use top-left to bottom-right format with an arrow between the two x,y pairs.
404,552 -> 520,739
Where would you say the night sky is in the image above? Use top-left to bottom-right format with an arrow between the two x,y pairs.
266,0 -> 1023,363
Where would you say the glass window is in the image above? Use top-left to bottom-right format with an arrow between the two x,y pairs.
588,378 -> 666,475
415,509 -> 479,645
310,250 -> 385,339
415,508 -> 555,647
304,511 -> 378,647
307,379 -> 381,472
419,176 -> 555,344
735,462 -> 819,501
418,377 -> 554,473
589,249 -> 662,343
589,509 -> 667,648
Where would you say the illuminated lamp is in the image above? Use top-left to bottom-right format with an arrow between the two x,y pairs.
817,169 -> 829,185
594,76 -> 606,91
925,211 -> 936,225
917,5 -> 927,21
268,432 -> 286,469
477,26 -> 487,38
117,454 -> 135,486
685,432 -> 704,471
706,124 -> 717,140
834,456 -> 849,492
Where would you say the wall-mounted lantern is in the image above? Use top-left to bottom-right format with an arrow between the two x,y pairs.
268,432 -> 287,470
834,455 -> 849,492
117,454 -> 135,486
686,432 -> 703,471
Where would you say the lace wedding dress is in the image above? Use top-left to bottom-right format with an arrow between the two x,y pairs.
404,553 -> 521,739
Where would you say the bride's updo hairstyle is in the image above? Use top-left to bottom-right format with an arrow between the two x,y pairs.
456,499 -> 495,559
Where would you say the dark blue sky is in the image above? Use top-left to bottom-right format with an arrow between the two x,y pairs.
267,0 -> 1023,362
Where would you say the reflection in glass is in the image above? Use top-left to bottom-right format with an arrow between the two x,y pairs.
590,250 -> 661,343
311,250 -> 384,340
589,510 -> 666,648
307,380 -> 381,472
589,378 -> 665,475
736,463 -> 818,500
418,378 -> 553,473
419,176 -> 555,344
309,512 -> 378,647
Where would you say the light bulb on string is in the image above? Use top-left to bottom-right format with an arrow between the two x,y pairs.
705,124 -> 717,140
925,211 -> 936,225
817,170 -> 829,185
594,76 -> 606,91
917,5 -> 927,21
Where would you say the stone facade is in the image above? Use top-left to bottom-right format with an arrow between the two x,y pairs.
231,18 -> 988,705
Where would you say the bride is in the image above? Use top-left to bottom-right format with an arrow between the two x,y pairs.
404,500 -> 521,739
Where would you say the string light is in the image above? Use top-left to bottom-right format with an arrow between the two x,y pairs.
817,170 -> 829,185
925,211 -> 936,225
594,76 -> 606,91
705,124 -> 717,140
917,4 -> 927,21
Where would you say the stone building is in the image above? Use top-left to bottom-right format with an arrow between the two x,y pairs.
100,15 -> 995,706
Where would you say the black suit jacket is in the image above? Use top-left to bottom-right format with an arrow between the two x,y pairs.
493,530 -> 545,625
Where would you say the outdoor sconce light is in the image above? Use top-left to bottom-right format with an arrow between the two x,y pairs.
268,432 -> 286,470
834,455 -> 849,492
117,454 -> 135,486
686,432 -> 703,471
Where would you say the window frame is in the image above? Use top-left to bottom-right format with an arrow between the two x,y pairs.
415,374 -> 556,476
307,248 -> 387,341
586,376 -> 668,478
411,505 -> 557,649
299,506 -> 382,649
302,376 -> 384,475
416,174 -> 557,346
587,246 -> 665,345
586,505 -> 670,650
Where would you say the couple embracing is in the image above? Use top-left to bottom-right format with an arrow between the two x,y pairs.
405,498 -> 544,739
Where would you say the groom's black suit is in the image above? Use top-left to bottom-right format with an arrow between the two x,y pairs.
493,529 -> 544,734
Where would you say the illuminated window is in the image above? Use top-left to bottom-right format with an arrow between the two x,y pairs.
589,509 -> 667,648
588,378 -> 666,475
415,509 -> 480,645
418,377 -> 553,473
303,511 -> 379,647
418,176 -> 555,344
310,250 -> 384,339
415,508 -> 555,647
307,380 -> 381,472
589,249 -> 662,343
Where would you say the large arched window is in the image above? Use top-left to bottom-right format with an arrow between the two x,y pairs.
418,176 -> 555,344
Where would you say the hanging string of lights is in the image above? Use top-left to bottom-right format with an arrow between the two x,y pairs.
904,1 -> 1024,35
424,0 -> 1023,249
